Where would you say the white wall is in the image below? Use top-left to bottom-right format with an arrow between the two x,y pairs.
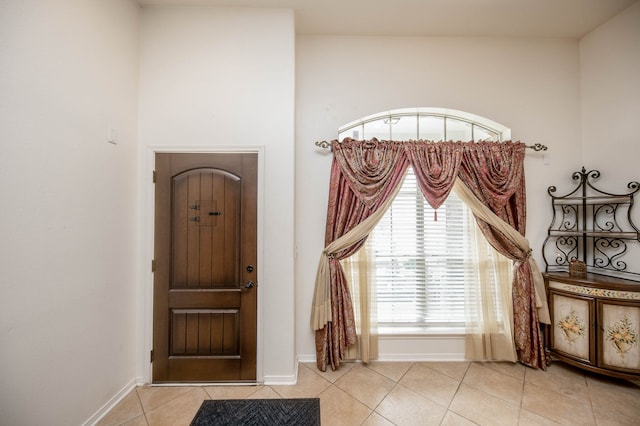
138,7 -> 296,382
295,35 -> 583,359
580,1 -> 640,217
0,0 -> 140,425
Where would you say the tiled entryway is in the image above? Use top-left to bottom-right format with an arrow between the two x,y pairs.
97,361 -> 640,425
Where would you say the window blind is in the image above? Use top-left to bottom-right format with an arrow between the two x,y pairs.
372,168 -> 474,327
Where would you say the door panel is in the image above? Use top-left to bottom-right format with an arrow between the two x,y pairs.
170,309 -> 239,356
153,153 -> 257,383
172,169 -> 240,288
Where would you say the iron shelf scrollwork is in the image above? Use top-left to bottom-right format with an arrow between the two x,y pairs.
542,167 -> 640,280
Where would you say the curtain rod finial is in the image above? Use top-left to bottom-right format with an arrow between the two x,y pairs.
315,140 -> 331,149
528,143 -> 548,152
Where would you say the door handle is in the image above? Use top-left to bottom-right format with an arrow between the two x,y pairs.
244,280 -> 255,289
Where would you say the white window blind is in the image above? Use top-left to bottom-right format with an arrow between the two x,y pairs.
371,168 -> 472,327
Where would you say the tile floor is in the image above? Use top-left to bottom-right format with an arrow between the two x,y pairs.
97,361 -> 640,426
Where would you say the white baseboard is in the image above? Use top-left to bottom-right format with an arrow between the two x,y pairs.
263,375 -> 298,385
297,354 -> 317,364
262,359 -> 299,385
297,335 -> 467,364
376,353 -> 467,362
82,377 -> 140,426
263,373 -> 298,385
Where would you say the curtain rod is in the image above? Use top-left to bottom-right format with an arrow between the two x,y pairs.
314,140 -> 548,151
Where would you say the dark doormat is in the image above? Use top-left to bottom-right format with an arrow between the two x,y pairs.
190,398 -> 321,426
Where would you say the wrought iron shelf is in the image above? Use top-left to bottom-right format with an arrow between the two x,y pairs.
542,167 -> 640,281
553,196 -> 632,205
548,230 -> 638,239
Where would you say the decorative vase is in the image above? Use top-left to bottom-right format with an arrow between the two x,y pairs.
563,328 -> 578,343
613,340 -> 632,354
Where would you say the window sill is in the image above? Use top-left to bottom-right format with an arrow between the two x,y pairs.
378,325 -> 465,337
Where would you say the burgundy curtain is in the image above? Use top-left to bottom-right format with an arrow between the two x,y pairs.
315,139 -> 408,371
407,141 -> 463,209
315,139 -> 546,371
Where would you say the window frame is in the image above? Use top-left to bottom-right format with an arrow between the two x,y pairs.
338,107 -> 511,142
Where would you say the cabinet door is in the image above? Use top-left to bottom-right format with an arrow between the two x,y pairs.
549,289 -> 595,365
597,300 -> 640,374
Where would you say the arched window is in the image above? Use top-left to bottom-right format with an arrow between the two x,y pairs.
340,108 -> 512,333
338,107 -> 510,142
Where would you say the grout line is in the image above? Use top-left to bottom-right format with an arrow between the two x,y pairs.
134,387 -> 150,425
584,374 -> 600,426
364,368 -> 403,426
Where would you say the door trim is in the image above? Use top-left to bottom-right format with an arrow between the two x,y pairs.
140,146 -> 265,384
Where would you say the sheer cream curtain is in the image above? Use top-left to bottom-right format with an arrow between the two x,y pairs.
341,239 -> 378,363
459,186 -> 516,361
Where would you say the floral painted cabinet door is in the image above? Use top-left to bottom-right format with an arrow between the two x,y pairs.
550,292 -> 595,364
599,301 -> 640,373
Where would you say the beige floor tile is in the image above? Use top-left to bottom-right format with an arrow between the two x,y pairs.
375,385 -> 447,426
542,361 -> 587,382
203,384 -> 262,399
96,390 -> 144,426
318,385 -> 372,426
247,386 -> 282,399
418,361 -> 470,381
449,383 -> 519,426
303,360 -> 356,383
524,363 -> 589,401
518,409 -> 562,426
586,373 -> 640,398
270,364 -> 331,398
367,361 -> 413,382
521,381 -> 596,426
136,386 -> 196,413
478,361 -> 525,381
587,374 -> 640,424
440,410 -> 478,426
334,364 -> 395,409
399,364 -> 460,407
462,363 -> 523,406
594,413 -> 640,426
361,412 -> 396,426
145,387 -> 209,426
121,415 -> 149,426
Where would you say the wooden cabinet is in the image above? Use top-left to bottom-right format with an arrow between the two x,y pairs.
542,168 -> 640,379
544,272 -> 640,379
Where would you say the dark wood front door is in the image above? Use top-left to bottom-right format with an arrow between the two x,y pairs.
153,153 -> 257,383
